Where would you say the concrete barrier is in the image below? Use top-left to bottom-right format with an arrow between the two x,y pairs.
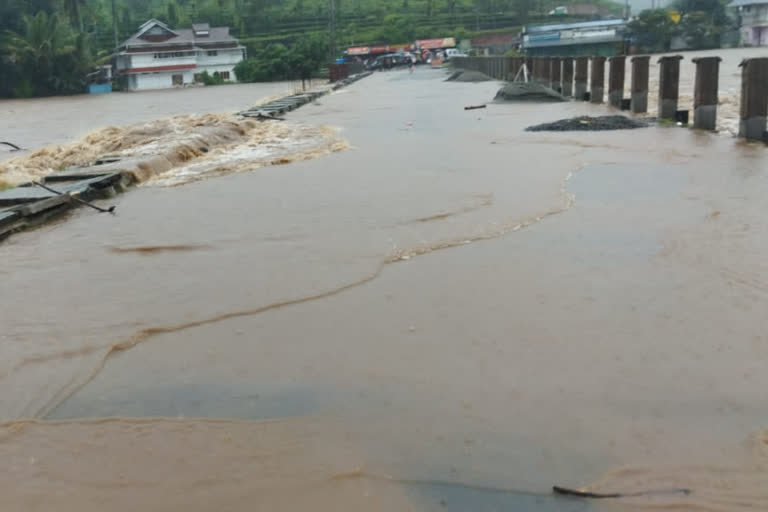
693,56 -> 721,131
658,55 -> 684,120
590,56 -> 606,104
738,57 -> 768,141
608,56 -> 625,108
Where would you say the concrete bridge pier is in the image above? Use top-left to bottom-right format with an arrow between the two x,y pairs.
575,57 -> 589,100
562,58 -> 574,97
738,57 -> 768,140
608,56 -> 625,108
630,56 -> 650,113
550,57 -> 562,93
590,56 -> 606,104
658,55 -> 684,120
693,56 -> 721,131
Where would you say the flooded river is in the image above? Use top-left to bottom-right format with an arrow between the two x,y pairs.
2,51 -> 768,511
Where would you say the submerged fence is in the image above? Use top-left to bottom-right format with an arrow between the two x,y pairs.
452,55 -> 768,142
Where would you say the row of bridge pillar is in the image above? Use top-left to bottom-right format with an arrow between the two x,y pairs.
451,55 -> 768,141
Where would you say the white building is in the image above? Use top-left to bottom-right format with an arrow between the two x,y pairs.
114,19 -> 246,91
731,0 -> 768,46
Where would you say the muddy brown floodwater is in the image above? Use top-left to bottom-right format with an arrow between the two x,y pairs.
1,59 -> 768,512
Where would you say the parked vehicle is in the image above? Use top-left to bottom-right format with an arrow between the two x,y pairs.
445,48 -> 468,60
366,53 -> 410,71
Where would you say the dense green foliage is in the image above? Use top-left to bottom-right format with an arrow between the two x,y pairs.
199,70 -> 227,85
627,9 -> 679,51
1,1 -> 93,96
234,34 -> 328,82
627,0 -> 732,51
676,0 -> 731,49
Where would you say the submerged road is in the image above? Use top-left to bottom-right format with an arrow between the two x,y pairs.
2,68 -> 768,511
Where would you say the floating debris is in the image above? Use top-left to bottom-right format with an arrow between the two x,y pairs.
0,142 -> 22,151
526,115 -> 648,132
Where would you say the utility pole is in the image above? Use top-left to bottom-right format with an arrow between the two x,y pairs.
329,0 -> 336,61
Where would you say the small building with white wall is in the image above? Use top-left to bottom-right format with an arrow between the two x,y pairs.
731,0 -> 768,46
114,19 -> 245,91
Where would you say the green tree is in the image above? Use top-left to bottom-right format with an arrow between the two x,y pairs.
3,11 -> 91,96
377,14 -> 415,43
0,0 -> 57,34
454,25 -> 469,42
62,0 -> 86,32
627,9 -> 678,51
516,0 -> 531,25
674,0 -> 730,48
166,0 -> 185,26
234,34 -> 327,83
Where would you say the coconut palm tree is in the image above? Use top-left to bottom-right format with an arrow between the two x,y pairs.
4,11 -> 90,95
5,11 -> 72,62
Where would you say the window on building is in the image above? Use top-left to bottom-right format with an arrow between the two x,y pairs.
220,71 -> 230,80
153,51 -> 193,59
207,50 -> 218,56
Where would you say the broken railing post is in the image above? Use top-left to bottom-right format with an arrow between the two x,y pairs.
575,57 -> 589,100
738,57 -> 768,140
562,58 -> 574,97
692,56 -> 721,131
658,55 -> 683,120
630,56 -> 650,113
608,56 -> 625,108
550,57 -> 562,93
590,56 -> 606,104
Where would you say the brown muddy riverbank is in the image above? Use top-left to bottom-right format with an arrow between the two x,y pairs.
2,67 -> 768,511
